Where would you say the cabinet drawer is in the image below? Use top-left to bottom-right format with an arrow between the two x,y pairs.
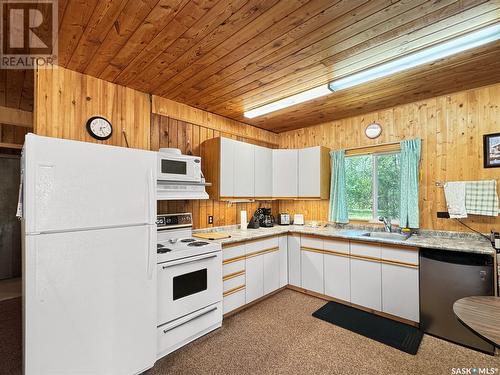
158,302 -> 222,359
323,238 -> 349,254
222,243 -> 245,261
223,259 -> 245,276
223,274 -> 245,293
223,287 -> 246,314
246,236 -> 279,255
350,241 -> 381,259
381,246 -> 418,265
301,236 -> 323,250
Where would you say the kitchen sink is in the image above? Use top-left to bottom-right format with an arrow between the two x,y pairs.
362,232 -> 409,241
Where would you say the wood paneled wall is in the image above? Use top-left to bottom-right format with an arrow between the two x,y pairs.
279,83 -> 500,233
152,114 -> 278,229
152,96 -> 279,145
34,66 -> 150,149
0,70 -> 33,152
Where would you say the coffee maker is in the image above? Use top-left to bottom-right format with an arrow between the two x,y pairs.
254,208 -> 274,227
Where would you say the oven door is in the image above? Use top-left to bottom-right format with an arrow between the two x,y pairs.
158,251 -> 222,325
157,155 -> 200,182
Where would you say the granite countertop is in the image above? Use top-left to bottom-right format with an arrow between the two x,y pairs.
194,224 -> 496,255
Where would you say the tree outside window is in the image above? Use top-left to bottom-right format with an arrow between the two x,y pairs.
345,152 -> 400,222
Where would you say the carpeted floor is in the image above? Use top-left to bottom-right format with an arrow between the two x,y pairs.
150,289 -> 499,375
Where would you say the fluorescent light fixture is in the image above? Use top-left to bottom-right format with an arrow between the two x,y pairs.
244,23 -> 500,118
244,85 -> 332,118
329,23 -> 500,91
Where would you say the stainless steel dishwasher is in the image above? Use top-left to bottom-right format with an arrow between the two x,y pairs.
420,248 -> 495,355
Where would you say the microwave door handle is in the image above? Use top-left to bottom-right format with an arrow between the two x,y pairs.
161,253 -> 217,269
162,305 -> 218,333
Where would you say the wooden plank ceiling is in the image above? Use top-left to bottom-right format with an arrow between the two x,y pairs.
58,0 -> 500,132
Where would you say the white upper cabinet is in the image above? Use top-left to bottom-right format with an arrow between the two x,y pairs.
272,149 -> 298,198
219,137 -> 235,198
254,145 -> 273,198
233,139 -> 255,197
203,137 -> 329,200
298,146 -> 330,199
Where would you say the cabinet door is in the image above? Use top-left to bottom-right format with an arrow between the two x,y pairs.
298,146 -> 320,197
245,255 -> 264,303
382,263 -> 419,322
233,140 -> 255,197
272,149 -> 298,198
301,249 -> 324,294
287,235 -> 301,287
279,235 -> 288,287
324,253 -> 350,302
263,250 -> 280,295
350,258 -> 381,311
254,145 -> 273,197
220,138 -> 234,197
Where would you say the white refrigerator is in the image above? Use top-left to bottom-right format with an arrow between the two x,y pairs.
21,134 -> 157,375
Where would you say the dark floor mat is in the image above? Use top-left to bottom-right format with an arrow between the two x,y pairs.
312,301 -> 423,355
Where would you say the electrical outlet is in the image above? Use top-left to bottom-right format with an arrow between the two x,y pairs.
437,211 -> 450,219
208,215 -> 213,224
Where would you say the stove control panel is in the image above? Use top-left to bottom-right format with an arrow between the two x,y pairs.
156,213 -> 192,230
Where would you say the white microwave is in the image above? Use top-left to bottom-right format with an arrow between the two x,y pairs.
157,148 -> 202,183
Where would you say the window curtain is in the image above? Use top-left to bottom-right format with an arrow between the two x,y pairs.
328,150 -> 348,223
399,139 -> 422,228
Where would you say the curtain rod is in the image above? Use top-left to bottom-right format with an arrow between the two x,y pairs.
344,140 -> 401,152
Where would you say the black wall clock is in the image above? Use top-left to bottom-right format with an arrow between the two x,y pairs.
86,116 -> 113,140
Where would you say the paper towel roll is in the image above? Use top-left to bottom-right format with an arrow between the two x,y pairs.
240,210 -> 247,230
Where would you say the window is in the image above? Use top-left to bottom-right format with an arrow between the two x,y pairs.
345,152 -> 400,222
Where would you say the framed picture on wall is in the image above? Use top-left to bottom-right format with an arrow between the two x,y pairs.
483,132 -> 500,168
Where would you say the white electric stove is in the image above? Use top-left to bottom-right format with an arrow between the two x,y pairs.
156,213 -> 222,359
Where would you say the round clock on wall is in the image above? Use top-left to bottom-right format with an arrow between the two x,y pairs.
86,116 -> 113,140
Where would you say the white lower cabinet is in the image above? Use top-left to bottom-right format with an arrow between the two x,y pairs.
245,255 -> 264,303
223,289 -> 245,315
350,258 -> 382,311
382,263 -> 419,322
324,253 -> 350,302
222,235 -> 419,324
301,249 -> 324,294
288,235 -> 301,287
278,235 -> 288,287
263,250 -> 280,295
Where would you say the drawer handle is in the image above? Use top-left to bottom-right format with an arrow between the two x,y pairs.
162,305 -> 218,333
223,285 -> 245,297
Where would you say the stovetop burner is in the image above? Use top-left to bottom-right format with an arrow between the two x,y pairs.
187,241 -> 209,247
180,238 -> 196,243
157,243 -> 172,254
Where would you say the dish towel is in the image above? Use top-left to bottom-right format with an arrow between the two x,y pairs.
444,182 -> 467,218
465,180 -> 499,216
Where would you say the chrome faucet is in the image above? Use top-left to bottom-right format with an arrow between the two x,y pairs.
379,217 -> 392,232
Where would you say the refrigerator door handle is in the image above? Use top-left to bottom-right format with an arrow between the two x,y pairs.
147,169 -> 155,224
147,226 -> 155,280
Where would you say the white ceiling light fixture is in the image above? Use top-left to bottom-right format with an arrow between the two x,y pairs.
244,23 -> 500,119
244,85 -> 332,118
329,23 -> 500,92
